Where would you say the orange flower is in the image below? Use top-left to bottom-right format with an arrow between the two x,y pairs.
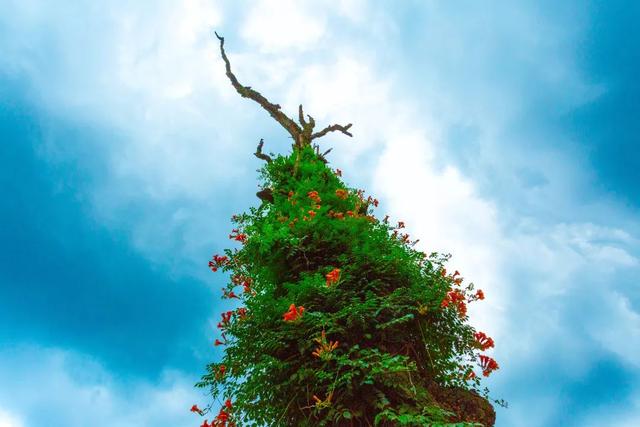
335,189 -> 348,200
475,289 -> 485,300
308,210 -> 316,218
307,190 -> 321,203
283,304 -> 305,322
479,355 -> 499,377
312,330 -> 339,360
325,268 -> 341,287
441,290 -> 467,317
457,301 -> 467,317
312,391 -> 334,409
474,332 -> 495,350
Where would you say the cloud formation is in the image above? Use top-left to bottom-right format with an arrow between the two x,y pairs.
1,1 -> 638,426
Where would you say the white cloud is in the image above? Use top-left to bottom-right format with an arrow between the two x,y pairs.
0,408 -> 23,427
0,346 -> 205,427
592,292 -> 640,367
240,0 -> 326,53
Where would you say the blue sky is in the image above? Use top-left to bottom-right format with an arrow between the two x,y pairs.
1,1 -> 638,426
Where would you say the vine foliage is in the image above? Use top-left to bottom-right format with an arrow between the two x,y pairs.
193,34 -> 501,427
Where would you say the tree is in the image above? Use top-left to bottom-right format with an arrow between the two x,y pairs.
195,33 -> 500,427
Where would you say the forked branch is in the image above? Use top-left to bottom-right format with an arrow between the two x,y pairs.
214,32 -> 354,149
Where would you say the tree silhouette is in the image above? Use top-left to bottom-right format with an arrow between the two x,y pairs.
195,33 -> 500,427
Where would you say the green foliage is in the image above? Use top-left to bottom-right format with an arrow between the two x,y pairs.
197,145 -> 498,426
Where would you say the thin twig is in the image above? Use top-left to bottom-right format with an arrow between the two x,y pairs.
254,138 -> 272,163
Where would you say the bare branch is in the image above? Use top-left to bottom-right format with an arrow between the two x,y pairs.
254,138 -> 272,163
311,123 -> 353,140
317,147 -> 333,164
306,114 -> 316,131
214,32 -> 301,140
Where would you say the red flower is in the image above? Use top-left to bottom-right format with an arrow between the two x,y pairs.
325,268 -> 341,287
479,355 -> 499,377
308,210 -> 316,218
218,311 -> 233,329
208,255 -> 229,272
201,420 -> 210,427
457,301 -> 467,317
474,332 -> 495,350
346,210 -> 354,217
228,231 -> 247,244
397,221 -> 405,228
216,365 -> 226,379
224,399 -> 233,410
307,190 -> 321,203
222,289 -> 240,299
191,404 -> 203,415
475,289 -> 485,300
283,304 -> 305,322
441,290 -> 467,317
335,189 -> 348,200
214,408 -> 229,425
214,339 -> 225,346
237,307 -> 247,319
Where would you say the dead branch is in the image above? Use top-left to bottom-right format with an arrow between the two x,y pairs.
254,138 -> 272,163
215,32 -> 301,141
311,123 -> 353,140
